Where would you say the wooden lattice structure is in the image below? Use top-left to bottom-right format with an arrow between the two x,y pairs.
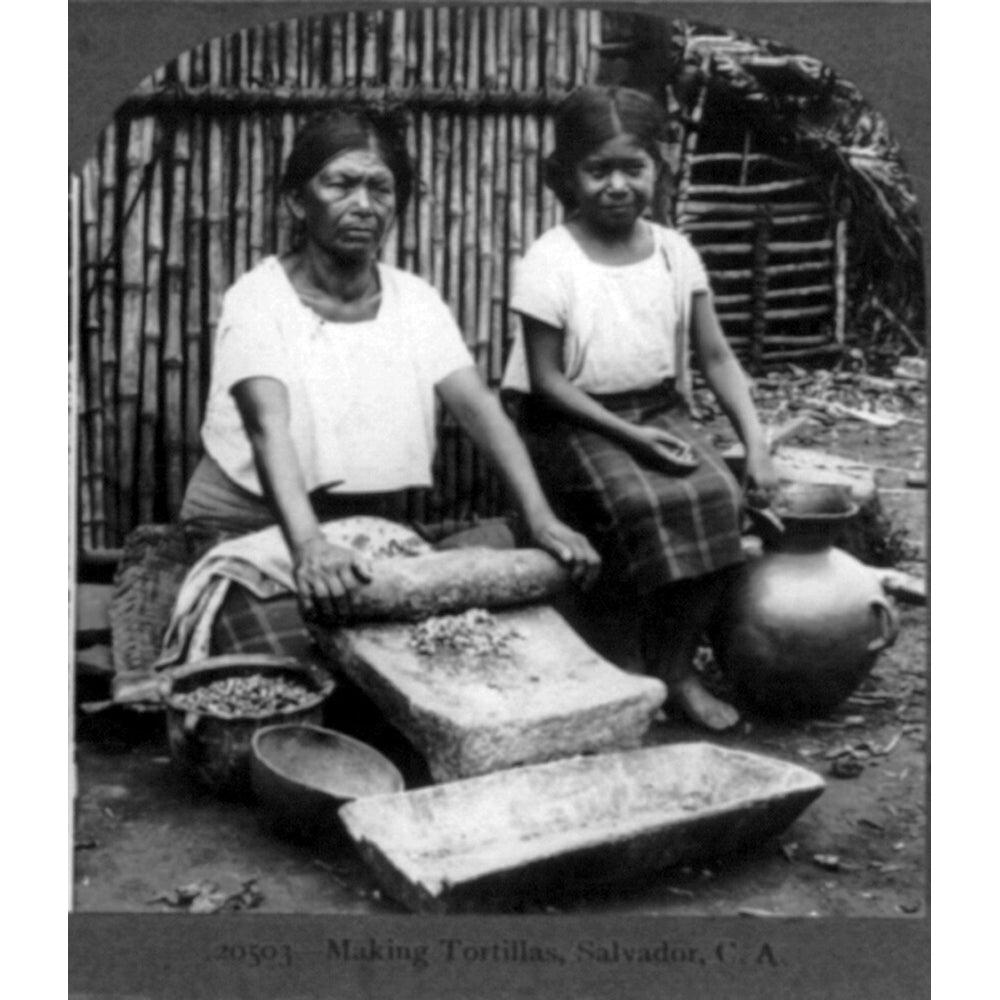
71,6 -> 924,556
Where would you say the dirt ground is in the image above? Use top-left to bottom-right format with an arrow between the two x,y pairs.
72,367 -> 928,917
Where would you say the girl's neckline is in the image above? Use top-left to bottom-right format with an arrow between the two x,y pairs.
272,254 -> 386,326
562,219 -> 659,269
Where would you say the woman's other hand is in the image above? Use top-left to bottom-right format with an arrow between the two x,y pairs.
525,514 -> 602,589
743,442 -> 780,507
292,535 -> 374,623
627,425 -> 700,473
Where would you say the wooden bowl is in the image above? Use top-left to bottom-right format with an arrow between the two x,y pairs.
250,724 -> 404,843
164,655 -> 335,798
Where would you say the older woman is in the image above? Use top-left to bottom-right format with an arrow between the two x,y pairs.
178,110 -> 599,653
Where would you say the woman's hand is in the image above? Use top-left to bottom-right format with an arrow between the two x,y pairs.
291,535 -> 374,623
525,513 -> 602,589
743,442 -> 780,508
626,426 -> 700,473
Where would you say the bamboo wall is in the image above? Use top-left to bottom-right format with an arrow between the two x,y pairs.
74,8 -> 854,556
75,6 -> 603,552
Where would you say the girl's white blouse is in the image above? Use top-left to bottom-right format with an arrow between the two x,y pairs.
502,222 -> 710,395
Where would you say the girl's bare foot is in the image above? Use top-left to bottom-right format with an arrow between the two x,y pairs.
670,675 -> 740,731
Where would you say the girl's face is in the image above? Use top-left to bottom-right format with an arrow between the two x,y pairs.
569,132 -> 658,236
289,144 -> 397,260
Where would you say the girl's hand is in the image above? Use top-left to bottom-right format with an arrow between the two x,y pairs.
627,426 -> 700,473
744,443 -> 780,507
292,535 -> 374,623
526,514 -> 602,589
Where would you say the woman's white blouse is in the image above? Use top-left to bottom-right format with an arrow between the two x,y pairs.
502,222 -> 710,395
201,256 -> 474,495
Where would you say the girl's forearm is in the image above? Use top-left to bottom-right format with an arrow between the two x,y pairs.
702,355 -> 768,454
531,370 -> 641,446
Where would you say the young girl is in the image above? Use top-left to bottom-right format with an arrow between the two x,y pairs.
502,86 -> 778,731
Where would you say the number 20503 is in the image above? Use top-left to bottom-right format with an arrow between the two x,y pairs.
212,943 -> 293,967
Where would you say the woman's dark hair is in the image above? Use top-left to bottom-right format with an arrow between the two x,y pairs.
545,86 -> 670,209
280,108 -> 414,213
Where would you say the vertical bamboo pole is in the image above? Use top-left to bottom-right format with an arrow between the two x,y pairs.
98,123 -> 120,542
328,12 -> 344,89
434,5 -> 451,88
185,116 -> 206,483
388,9 -> 406,90
461,111 -> 479,346
834,190 -> 849,346
232,114 -> 250,278
276,110 -> 296,257
739,129 -> 752,187
522,7 -> 540,263
345,11 -> 358,87
404,7 -> 419,89
71,174 -> 88,556
674,62 -> 709,229
751,207 -> 771,370
248,113 -> 266,265
416,9 -> 434,286
505,8 -> 524,392
489,6 -> 511,390
586,8 -> 603,83
138,120 -> 165,524
400,113 -> 419,274
306,16 -> 322,88
554,7 -> 570,92
117,114 -> 155,537
163,126 -> 189,518
283,17 -> 299,86
476,5 -> 497,372
482,4 -> 497,90
80,160 -> 104,549
466,5 -> 481,92
574,8 -> 589,85
361,10 -> 380,87
451,7 -> 466,89
431,111 -> 448,295
446,113 -> 463,321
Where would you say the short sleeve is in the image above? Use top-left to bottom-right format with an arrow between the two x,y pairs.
675,233 -> 711,294
509,235 -> 568,328
406,279 -> 475,385
211,282 -> 293,391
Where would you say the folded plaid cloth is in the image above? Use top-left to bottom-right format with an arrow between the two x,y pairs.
155,517 -> 431,669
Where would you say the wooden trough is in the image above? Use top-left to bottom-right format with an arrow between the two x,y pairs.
339,742 -> 825,912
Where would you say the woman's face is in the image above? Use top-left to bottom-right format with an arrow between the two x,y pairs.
569,132 -> 658,235
289,144 -> 396,261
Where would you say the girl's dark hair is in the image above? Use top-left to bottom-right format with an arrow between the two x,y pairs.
545,86 -> 669,209
280,108 -> 413,213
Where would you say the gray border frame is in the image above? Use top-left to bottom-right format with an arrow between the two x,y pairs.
68,3 -> 930,997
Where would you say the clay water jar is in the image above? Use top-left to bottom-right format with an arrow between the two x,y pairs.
712,483 -> 899,717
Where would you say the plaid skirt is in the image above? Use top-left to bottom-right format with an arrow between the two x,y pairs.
517,383 -> 745,597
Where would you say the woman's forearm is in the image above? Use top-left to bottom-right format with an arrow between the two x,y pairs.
247,423 -> 323,553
